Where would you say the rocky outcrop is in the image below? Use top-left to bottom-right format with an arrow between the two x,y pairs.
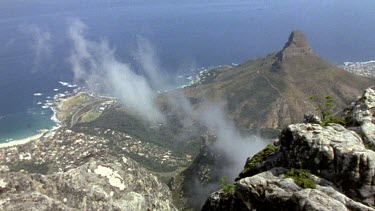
182,133 -> 224,186
203,168 -> 374,211
276,123 -> 375,205
303,112 -> 322,124
345,86 -> 375,150
275,30 -> 314,63
202,88 -> 375,210
0,156 -> 177,210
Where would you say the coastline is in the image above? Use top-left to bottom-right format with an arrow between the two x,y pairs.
0,129 -> 47,149
0,97 -> 64,149
1,61 -> 372,149
0,81 -> 79,149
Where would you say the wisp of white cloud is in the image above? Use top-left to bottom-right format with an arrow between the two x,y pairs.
20,24 -> 52,70
67,18 -> 268,183
198,104 -> 268,179
67,19 -> 164,122
134,37 -> 168,91
4,38 -> 15,48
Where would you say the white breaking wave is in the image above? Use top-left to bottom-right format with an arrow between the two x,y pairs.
50,105 -> 60,125
58,81 -> 78,88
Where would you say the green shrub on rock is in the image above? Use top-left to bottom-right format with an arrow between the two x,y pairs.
309,95 -> 347,126
236,144 -> 278,181
220,176 -> 235,194
284,168 -> 316,189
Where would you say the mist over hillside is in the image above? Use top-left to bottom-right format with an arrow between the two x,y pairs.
1,1 -> 375,211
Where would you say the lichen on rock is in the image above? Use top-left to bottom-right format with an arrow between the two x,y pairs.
94,165 -> 125,191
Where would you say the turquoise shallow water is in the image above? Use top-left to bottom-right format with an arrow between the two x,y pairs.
0,108 -> 55,143
0,80 -> 77,144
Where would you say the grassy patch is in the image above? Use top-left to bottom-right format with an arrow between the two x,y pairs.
284,168 -> 316,189
57,92 -> 94,124
62,93 -> 92,108
236,144 -> 278,181
321,115 -> 347,127
81,110 -> 102,122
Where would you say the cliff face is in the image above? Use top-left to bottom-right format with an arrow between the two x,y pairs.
202,87 -> 375,211
178,133 -> 233,210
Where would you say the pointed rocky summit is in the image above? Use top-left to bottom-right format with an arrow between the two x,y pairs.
173,29 -> 374,130
275,30 -> 314,63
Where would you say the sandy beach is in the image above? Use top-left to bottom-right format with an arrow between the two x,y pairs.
0,90 -> 81,149
0,130 -> 47,149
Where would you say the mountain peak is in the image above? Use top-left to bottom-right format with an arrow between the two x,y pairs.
276,30 -> 314,62
284,30 -> 311,50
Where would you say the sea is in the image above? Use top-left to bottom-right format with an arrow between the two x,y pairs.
1,0 -> 375,143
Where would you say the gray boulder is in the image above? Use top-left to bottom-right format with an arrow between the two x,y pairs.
345,87 -> 375,150
303,112 -> 322,124
275,123 -> 375,206
211,100 -> 375,209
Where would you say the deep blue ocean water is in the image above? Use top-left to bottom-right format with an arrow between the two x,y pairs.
1,0 -> 375,143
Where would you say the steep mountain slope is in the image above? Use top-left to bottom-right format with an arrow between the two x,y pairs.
179,30 -> 374,129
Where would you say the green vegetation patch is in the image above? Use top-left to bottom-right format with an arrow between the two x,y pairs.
284,168 -> 316,189
81,110 -> 102,122
8,162 -> 56,175
64,93 -> 92,108
58,92 -> 94,124
75,107 -> 201,157
364,144 -> 370,149
236,144 -> 278,181
220,176 -> 235,194
309,95 -> 347,126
